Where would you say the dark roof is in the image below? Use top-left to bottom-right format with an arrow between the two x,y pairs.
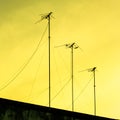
0,97 -> 116,120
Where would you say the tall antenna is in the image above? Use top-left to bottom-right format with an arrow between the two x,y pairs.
89,67 -> 97,116
36,12 -> 53,107
55,42 -> 79,111
67,43 -> 79,111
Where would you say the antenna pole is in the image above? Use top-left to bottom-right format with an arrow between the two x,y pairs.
93,67 -> 96,116
71,43 -> 74,111
90,67 -> 97,115
66,42 -> 79,111
35,12 -> 52,107
88,67 -> 97,115
48,12 -> 52,108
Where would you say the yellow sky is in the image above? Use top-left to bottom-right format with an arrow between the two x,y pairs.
0,0 -> 120,119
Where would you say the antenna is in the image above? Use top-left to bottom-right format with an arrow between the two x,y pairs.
55,42 -> 79,111
68,43 -> 78,111
35,12 -> 53,24
36,12 -> 53,108
89,67 -> 97,116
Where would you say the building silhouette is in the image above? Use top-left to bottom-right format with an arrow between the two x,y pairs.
0,98 -> 116,120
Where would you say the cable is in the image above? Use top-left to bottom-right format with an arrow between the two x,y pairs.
52,46 -> 62,85
55,47 -> 70,72
52,46 -> 70,87
28,72 -> 70,103
28,54 -> 45,99
28,87 -> 49,102
0,24 -> 48,92
74,74 -> 93,103
51,77 -> 71,102
21,87 -> 48,102
27,46 -> 47,101
66,74 -> 93,110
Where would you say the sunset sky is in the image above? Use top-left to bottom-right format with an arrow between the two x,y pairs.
0,0 -> 120,119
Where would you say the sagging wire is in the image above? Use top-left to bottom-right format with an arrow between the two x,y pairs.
0,24 -> 48,92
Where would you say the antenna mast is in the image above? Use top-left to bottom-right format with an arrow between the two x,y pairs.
55,42 -> 79,111
47,12 -> 52,108
36,12 -> 52,107
89,67 -> 97,116
66,42 -> 79,111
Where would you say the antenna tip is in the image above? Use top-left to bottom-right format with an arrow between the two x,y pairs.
49,12 -> 53,15
93,67 -> 97,71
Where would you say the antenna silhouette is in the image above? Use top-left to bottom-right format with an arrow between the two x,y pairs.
36,12 -> 53,108
35,12 -> 53,24
89,67 -> 97,116
55,42 -> 79,111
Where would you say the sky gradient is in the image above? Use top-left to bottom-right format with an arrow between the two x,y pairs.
0,0 -> 120,119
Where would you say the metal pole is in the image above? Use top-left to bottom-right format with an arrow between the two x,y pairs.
71,44 -> 74,111
93,68 -> 96,115
48,13 -> 51,108
88,67 -> 97,116
66,42 -> 78,111
35,12 -> 52,108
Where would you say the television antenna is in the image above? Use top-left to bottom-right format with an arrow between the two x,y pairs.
88,67 -> 97,116
79,67 -> 97,115
55,42 -> 79,111
36,12 -> 53,108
